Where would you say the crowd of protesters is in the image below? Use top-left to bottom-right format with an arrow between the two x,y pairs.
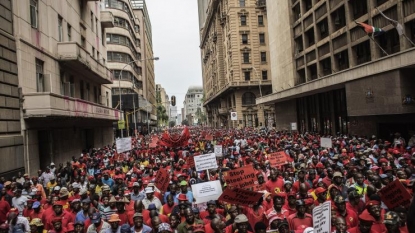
0,127 -> 415,233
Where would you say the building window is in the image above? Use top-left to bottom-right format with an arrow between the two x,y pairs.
92,47 -> 95,59
30,0 -> 38,28
81,36 -> 86,48
258,15 -> 264,26
80,80 -> 85,100
242,92 -> 256,105
96,18 -> 98,35
243,52 -> 250,63
67,24 -> 72,41
91,11 -> 94,32
244,71 -> 251,81
86,83 -> 90,101
60,71 -> 65,95
69,76 -> 75,97
261,52 -> 266,62
36,59 -> 44,92
262,70 -> 268,80
58,16 -> 63,42
259,33 -> 265,44
239,0 -> 245,7
241,15 -> 247,26
242,34 -> 248,44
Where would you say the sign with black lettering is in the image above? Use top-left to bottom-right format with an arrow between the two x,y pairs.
312,201 -> 331,233
218,187 -> 263,206
378,179 -> 412,209
223,165 -> 257,190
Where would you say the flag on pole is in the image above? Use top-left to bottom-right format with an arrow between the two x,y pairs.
376,7 -> 404,36
356,22 -> 384,37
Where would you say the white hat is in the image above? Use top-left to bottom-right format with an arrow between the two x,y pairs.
50,162 -> 55,166
72,183 -> 81,189
144,187 -> 154,194
303,227 -> 314,233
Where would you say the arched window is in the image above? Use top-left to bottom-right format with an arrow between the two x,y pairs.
242,92 -> 256,106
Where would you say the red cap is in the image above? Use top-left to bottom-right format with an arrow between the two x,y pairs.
275,192 -> 286,198
366,200 -> 380,208
53,201 -> 65,206
177,193 -> 188,201
315,187 -> 327,195
359,210 -> 376,222
315,162 -> 325,168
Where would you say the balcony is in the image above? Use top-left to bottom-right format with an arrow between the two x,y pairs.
57,42 -> 113,84
23,93 -> 120,121
100,11 -> 114,28
218,107 -> 228,115
256,0 -> 266,9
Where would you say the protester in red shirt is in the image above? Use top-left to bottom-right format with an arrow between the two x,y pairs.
265,169 -> 284,194
287,200 -> 313,232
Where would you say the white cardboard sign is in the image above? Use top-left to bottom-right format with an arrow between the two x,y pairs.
320,137 -> 332,148
116,137 -> 132,153
191,180 -> 222,204
312,201 -> 331,233
214,145 -> 223,157
194,153 -> 218,171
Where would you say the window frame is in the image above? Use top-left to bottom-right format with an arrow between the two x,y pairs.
30,0 -> 38,29
240,15 -> 247,26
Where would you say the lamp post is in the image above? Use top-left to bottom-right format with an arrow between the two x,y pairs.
118,57 -> 159,138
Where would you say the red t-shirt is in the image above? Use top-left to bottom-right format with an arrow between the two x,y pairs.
287,213 -> 313,232
265,179 -> 284,194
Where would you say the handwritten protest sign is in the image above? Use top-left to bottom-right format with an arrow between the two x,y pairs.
214,145 -> 223,157
320,137 -> 332,148
223,165 -> 257,189
218,187 -> 263,206
313,201 -> 331,233
378,179 -> 412,209
155,168 -> 170,192
194,153 -> 218,171
186,155 -> 195,168
192,180 -> 222,204
116,137 -> 132,153
268,152 -> 287,167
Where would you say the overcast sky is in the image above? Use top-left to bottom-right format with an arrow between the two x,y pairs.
146,0 -> 203,110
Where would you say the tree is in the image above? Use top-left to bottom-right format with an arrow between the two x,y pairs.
195,107 -> 206,125
181,119 -> 189,126
156,105 -> 169,126
169,121 -> 176,127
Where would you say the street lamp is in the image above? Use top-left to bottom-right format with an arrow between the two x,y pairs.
118,57 -> 159,138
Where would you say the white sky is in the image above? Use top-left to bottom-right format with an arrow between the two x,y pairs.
146,0 -> 203,110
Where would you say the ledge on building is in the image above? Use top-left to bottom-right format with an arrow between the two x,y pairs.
100,11 -> 114,28
57,42 -> 113,84
256,47 -> 415,105
23,92 -> 120,121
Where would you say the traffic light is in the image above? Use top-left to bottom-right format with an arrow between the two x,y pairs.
171,95 -> 176,106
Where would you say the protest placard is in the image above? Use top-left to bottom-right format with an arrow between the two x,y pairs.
223,165 -> 257,189
116,137 -> 132,153
194,153 -> 218,171
155,168 -> 170,192
268,152 -> 287,167
214,145 -> 223,157
218,187 -> 263,206
192,180 -> 222,204
205,134 -> 213,141
186,155 -> 195,168
378,179 -> 412,209
312,201 -> 331,233
320,137 -> 332,148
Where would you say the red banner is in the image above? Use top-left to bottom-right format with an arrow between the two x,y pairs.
186,155 -> 195,168
205,134 -> 213,141
269,152 -> 288,167
223,165 -> 257,189
218,187 -> 263,206
378,179 -> 412,209
158,127 -> 190,148
155,168 -> 170,192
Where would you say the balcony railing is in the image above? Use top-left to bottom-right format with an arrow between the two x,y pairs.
100,11 -> 114,28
